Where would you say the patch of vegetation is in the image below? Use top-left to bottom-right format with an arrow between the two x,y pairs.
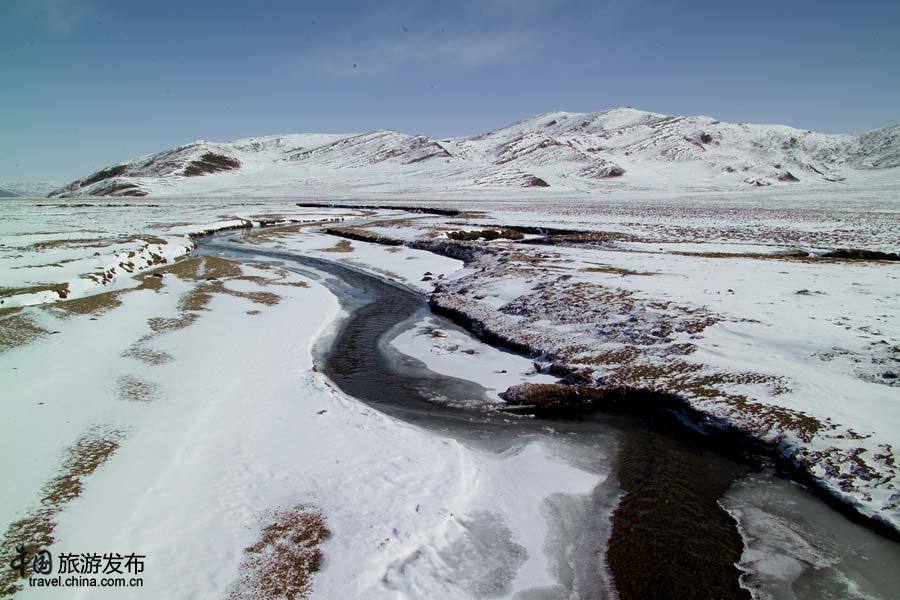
521,230 -> 638,246
320,239 -> 354,253
122,336 -> 173,365
0,311 -> 49,353
148,313 -> 199,333
153,256 -> 243,280
822,249 -> 900,261
580,265 -> 653,276
79,164 -> 128,187
89,181 -> 148,197
523,175 -> 550,187
183,152 -> 241,177
0,283 -> 69,300
53,289 -> 124,317
447,229 -> 524,241
227,505 -> 330,600
116,375 -> 160,402
0,428 -> 122,596
323,227 -> 403,246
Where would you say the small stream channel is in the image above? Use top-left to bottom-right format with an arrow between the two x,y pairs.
198,233 -> 900,600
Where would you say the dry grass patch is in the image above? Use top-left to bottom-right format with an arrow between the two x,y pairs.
240,220 -> 333,244
275,280 -> 309,289
323,226 -> 404,246
141,256 -> 293,334
53,289 -> 124,317
447,228 -> 524,241
9,257 -> 83,270
122,336 -> 173,365
227,505 -> 330,600
178,283 -> 218,312
116,375 -> 160,402
0,311 -> 50,353
580,264 -> 654,276
26,238 -> 110,251
234,275 -> 276,286
0,428 -> 122,596
165,256 -> 243,280
0,283 -> 69,300
148,313 -> 199,333
320,239 -> 354,253
239,290 -> 281,306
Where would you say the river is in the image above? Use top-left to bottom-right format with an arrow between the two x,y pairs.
198,232 -> 900,599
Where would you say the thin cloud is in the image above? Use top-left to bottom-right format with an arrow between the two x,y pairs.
14,0 -> 91,32
308,29 -> 536,78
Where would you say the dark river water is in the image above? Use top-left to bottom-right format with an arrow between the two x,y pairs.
198,234 -> 900,600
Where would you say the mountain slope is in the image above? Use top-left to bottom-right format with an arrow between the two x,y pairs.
49,108 -> 900,198
1,181 -> 62,198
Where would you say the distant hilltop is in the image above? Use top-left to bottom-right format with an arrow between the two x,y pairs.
1,181 -> 62,198
50,107 -> 900,198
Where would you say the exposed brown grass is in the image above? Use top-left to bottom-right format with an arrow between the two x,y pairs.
0,428 -> 122,596
122,336 -> 173,365
151,256 -> 243,281
238,290 -> 282,306
142,256 -> 291,333
228,505 -> 330,600
323,227 -> 404,246
116,375 -> 161,402
53,289 -> 124,316
9,257 -> 83,270
447,228 -> 524,241
240,220 -> 338,244
0,311 -> 50,353
0,283 -> 69,300
148,313 -> 199,333
580,264 -> 654,276
275,280 -> 309,289
26,238 -> 110,251
320,239 -> 354,253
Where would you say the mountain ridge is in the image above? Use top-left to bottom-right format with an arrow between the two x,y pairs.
48,107 -> 900,198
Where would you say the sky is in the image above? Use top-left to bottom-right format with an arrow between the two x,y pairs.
2,0 -> 899,182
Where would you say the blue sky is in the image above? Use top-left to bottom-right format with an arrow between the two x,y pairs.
2,0 -> 899,182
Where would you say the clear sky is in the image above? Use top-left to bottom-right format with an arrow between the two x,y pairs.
2,0 -> 899,182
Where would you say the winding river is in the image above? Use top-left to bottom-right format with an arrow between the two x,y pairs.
198,232 -> 900,600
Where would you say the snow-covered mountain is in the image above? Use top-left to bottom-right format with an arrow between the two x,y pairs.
1,180 -> 62,198
49,108 -> 900,197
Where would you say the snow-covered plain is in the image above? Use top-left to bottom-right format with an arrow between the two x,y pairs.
2,191 -> 899,598
245,196 -> 900,533
1,203 -> 615,598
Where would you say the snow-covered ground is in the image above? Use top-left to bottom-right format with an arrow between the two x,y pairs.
249,197 -> 900,533
0,212 -> 613,598
2,193 -> 899,597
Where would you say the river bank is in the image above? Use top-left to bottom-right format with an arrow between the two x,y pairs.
3,197 -> 899,598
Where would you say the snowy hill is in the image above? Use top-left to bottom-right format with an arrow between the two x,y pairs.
1,180 -> 62,198
49,108 -> 900,198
